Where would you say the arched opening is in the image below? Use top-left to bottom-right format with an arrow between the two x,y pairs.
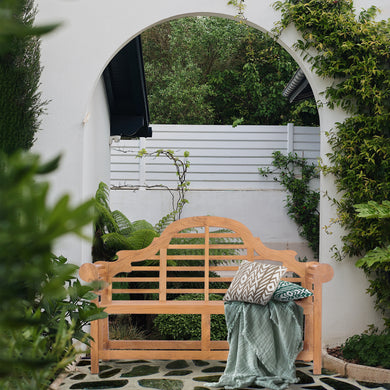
93,15 -> 321,264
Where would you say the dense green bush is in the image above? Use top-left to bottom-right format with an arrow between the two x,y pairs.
154,294 -> 227,341
142,16 -> 319,126
341,329 -> 390,368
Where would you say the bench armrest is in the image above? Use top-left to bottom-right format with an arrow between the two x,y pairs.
305,262 -> 334,284
79,262 -> 108,283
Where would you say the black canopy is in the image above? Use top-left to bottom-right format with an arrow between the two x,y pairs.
103,36 -> 152,138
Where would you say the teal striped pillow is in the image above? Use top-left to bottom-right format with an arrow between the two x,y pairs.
272,280 -> 313,302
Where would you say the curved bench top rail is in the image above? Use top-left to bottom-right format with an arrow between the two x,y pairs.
106,216 -> 308,278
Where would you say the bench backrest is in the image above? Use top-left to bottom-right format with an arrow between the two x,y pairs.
95,216 -> 313,304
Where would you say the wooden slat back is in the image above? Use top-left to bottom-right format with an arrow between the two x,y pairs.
106,216 -> 308,302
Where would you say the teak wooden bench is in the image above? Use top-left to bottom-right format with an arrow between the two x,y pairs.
79,216 -> 333,375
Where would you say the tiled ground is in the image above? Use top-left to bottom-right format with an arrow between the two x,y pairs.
59,359 -> 390,390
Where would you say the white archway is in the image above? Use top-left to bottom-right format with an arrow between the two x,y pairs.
34,0 -> 388,346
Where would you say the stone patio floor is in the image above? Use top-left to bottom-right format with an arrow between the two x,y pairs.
58,358 -> 390,390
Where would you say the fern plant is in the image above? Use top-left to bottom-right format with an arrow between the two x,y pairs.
92,182 -> 158,261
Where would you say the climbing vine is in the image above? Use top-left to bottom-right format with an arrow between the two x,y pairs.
137,149 -> 191,232
259,151 -> 320,259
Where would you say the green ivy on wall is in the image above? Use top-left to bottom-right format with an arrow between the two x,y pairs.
272,0 -> 390,261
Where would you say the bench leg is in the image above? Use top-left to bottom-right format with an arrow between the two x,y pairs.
90,319 -> 99,374
312,288 -> 322,375
101,316 -> 109,347
201,314 -> 211,353
313,344 -> 322,375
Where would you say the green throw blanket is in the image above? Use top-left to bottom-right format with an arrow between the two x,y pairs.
206,300 -> 304,390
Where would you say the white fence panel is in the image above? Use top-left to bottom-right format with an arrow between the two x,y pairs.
110,124 -> 320,190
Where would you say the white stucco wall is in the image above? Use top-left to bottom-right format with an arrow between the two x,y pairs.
110,189 -> 316,260
34,0 -> 389,346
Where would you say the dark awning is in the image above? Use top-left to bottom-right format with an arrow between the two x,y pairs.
282,68 -> 314,103
103,36 -> 152,138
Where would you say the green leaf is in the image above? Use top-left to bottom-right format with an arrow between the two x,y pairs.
356,245 -> 390,268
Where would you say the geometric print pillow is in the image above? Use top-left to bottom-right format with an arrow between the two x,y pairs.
272,280 -> 313,302
223,260 -> 287,305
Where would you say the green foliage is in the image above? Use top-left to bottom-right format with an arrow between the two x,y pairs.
92,182 -> 158,261
354,201 -> 390,220
341,328 -> 390,368
43,256 -> 107,342
259,151 -> 320,258
103,229 -> 158,252
0,0 -> 57,55
0,151 -> 104,389
355,245 -> 390,269
109,315 -> 147,341
272,0 -> 390,261
154,294 -> 227,341
288,99 -> 319,127
142,16 -> 318,126
0,0 -> 57,154
93,149 -> 192,259
353,201 -> 390,327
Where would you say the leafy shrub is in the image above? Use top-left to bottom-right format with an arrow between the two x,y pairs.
341,330 -> 390,368
354,201 -> 390,328
154,294 -> 227,341
0,152 -> 106,389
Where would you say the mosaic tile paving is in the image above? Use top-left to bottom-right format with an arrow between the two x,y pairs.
59,359 -> 390,390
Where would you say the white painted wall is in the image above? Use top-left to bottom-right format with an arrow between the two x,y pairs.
34,0 -> 389,346
110,189 -> 316,261
80,78 -> 111,261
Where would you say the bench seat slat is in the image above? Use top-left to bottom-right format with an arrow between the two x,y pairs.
107,340 -> 228,350
112,289 -> 159,294
104,300 -> 226,314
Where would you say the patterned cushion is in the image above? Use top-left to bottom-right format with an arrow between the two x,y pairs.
272,280 -> 313,302
223,260 -> 287,305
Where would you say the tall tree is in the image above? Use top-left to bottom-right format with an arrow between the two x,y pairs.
141,16 -> 319,126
